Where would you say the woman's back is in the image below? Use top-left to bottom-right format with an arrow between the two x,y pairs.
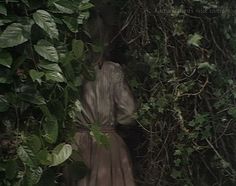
63,61 -> 136,186
77,61 -> 136,128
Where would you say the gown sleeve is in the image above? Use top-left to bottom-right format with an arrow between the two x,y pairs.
113,64 -> 136,125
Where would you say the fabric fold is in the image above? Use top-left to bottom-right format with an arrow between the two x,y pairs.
62,61 -> 136,186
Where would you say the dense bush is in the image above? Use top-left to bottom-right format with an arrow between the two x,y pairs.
117,0 -> 236,185
0,0 -> 95,185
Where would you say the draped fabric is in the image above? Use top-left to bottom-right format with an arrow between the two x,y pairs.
63,61 -> 136,186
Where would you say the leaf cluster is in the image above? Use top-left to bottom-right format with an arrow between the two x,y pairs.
119,0 -> 236,185
0,0 -> 94,185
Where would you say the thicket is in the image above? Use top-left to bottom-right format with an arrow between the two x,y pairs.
0,0 -> 95,185
117,0 -> 236,185
0,0 -> 236,186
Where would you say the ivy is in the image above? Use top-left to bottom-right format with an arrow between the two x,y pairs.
121,0 -> 236,185
0,0 -> 93,185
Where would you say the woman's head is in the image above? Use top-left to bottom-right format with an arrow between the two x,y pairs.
85,9 -> 113,65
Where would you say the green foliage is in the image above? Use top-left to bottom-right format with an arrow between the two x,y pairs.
0,0 -> 94,185
0,22 -> 33,48
50,143 -> 72,167
34,40 -> 59,62
187,33 -> 203,47
90,124 -> 110,148
17,145 -> 35,167
122,0 -> 236,185
33,10 -> 59,39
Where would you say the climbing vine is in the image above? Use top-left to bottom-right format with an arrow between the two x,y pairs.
117,0 -> 236,185
0,0 -> 94,185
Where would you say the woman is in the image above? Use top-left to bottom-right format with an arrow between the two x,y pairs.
63,10 -> 137,186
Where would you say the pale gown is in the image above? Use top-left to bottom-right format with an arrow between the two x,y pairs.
63,61 -> 136,186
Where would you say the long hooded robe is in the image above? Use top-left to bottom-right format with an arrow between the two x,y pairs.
63,61 -> 136,186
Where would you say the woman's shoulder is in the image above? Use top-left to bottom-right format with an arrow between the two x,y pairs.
99,61 -> 122,74
102,61 -> 124,83
103,61 -> 121,69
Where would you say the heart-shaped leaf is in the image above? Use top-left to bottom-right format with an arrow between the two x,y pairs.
38,61 -> 62,72
50,143 -> 72,166
45,71 -> 65,82
29,69 -> 44,82
63,16 -> 78,33
17,145 -> 35,167
33,10 -> 59,39
30,166 -> 43,184
37,149 -> 52,166
0,23 -> 32,48
34,40 -> 59,62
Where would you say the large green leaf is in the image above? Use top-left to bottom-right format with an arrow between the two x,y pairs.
43,117 -> 58,144
29,69 -> 44,83
37,149 -> 52,165
63,16 -> 78,33
72,39 -> 84,58
30,166 -> 43,184
34,40 -> 59,62
33,10 -> 59,39
0,95 -> 9,112
45,72 -> 65,82
17,146 -> 35,167
0,3 -> 7,15
0,23 -> 32,48
53,2 -> 74,14
50,143 -> 72,166
38,61 -> 62,72
0,51 -> 13,68
27,135 -> 42,153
